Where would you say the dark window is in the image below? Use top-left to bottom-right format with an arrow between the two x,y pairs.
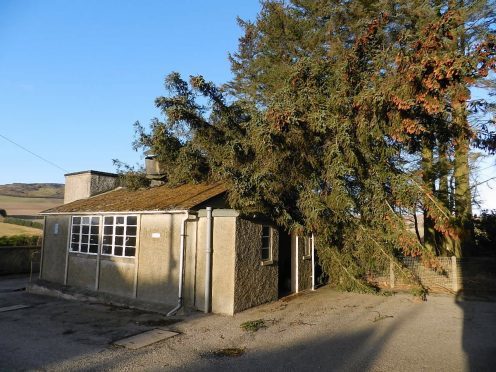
70,216 -> 100,255
102,215 -> 138,257
261,225 -> 271,261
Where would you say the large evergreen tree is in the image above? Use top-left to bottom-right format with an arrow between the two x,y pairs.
130,0 -> 496,293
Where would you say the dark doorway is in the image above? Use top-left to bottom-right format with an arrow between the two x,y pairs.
278,229 -> 292,297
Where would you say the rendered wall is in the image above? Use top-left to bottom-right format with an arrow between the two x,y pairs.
98,257 -> 135,297
136,213 -> 197,307
41,216 -> 70,283
211,216 -> 236,315
67,254 -> 97,290
64,172 -> 118,204
233,219 -> 279,313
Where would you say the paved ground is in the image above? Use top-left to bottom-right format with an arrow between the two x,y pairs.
1,275 -> 495,371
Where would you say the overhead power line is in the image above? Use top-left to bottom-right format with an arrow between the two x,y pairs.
0,132 -> 69,173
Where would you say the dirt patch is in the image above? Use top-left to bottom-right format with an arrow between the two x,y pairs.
205,348 -> 246,358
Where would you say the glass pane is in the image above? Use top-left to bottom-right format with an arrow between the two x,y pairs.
89,244 -> 98,254
125,236 -> 136,247
262,225 -> 270,237
90,235 -> 98,244
126,226 -> 137,236
261,248 -> 270,260
103,235 -> 112,245
127,216 -> 137,225
91,216 -> 99,225
72,226 -> 80,234
124,247 -> 136,257
70,243 -> 79,251
82,217 -> 90,225
104,226 -> 113,235
82,235 -> 89,244
262,236 -> 269,249
115,236 -> 123,246
82,225 -> 89,234
72,217 -> 81,224
102,245 -> 112,255
116,216 -> 125,225
90,226 -> 99,234
114,246 -> 123,256
71,234 -> 79,243
115,226 -> 124,235
104,216 -> 113,225
80,243 -> 89,253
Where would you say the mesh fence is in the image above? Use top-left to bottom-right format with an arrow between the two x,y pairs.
371,257 -> 496,294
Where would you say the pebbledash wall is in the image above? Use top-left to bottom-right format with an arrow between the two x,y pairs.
40,209 -> 285,315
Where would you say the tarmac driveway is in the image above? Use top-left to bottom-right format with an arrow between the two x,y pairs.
1,275 -> 495,371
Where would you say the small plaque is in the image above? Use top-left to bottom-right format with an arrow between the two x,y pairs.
151,232 -> 161,238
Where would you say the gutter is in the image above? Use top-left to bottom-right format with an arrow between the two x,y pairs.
167,211 -> 190,317
204,207 -> 213,313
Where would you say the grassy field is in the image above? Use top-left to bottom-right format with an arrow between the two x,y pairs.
0,195 -> 62,216
0,222 -> 42,236
0,183 -> 64,198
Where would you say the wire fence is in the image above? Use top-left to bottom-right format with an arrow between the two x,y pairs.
372,256 -> 496,294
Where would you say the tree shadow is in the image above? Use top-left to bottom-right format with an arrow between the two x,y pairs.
456,257 -> 496,371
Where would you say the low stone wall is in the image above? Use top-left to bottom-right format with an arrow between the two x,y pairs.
0,246 -> 41,275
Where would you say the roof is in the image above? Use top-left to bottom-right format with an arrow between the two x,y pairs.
64,170 -> 118,178
41,182 -> 227,214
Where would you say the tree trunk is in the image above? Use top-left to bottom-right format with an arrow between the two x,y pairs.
422,141 -> 437,254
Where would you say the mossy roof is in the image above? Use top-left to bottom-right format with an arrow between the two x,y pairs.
41,182 -> 227,214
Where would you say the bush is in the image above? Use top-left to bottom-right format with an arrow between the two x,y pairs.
3,217 -> 43,230
0,209 -> 6,218
0,235 -> 40,247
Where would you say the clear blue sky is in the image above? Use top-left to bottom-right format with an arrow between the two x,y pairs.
0,0 -> 260,184
0,1 -> 494,210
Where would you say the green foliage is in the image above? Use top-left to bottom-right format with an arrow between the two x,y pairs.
474,210 -> 496,256
112,160 -> 150,190
240,319 -> 266,332
3,217 -> 43,230
0,235 -> 40,247
125,0 -> 495,293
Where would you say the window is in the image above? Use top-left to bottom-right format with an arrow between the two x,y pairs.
261,225 -> 272,261
70,216 -> 100,254
302,235 -> 313,259
102,215 -> 137,257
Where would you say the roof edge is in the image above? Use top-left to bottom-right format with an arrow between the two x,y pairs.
64,170 -> 119,177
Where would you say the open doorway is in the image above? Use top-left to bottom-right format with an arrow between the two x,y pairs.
278,229 -> 292,297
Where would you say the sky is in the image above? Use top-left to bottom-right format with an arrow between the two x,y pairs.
0,1 -> 495,211
0,0 -> 260,182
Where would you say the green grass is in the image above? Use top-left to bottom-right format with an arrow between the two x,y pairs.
240,319 -> 266,332
0,222 -> 43,237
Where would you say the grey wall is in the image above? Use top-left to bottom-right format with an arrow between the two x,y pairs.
233,218 -> 279,313
41,216 -> 70,283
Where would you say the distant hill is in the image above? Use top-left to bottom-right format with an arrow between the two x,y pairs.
0,183 -> 64,199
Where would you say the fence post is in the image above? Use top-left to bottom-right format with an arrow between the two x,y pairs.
451,256 -> 459,292
390,260 -> 395,289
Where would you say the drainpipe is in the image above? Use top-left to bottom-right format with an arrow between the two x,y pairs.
311,233 -> 315,291
204,207 -> 213,313
295,235 -> 299,293
167,211 -> 190,317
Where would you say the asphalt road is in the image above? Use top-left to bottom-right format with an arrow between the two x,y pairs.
0,275 -> 495,371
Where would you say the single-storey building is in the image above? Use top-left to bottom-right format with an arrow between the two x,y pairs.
39,171 -> 315,315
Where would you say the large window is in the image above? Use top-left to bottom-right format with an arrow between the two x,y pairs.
102,215 -> 137,257
261,225 -> 272,261
70,216 -> 100,254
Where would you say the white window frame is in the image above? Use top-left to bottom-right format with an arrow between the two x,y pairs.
70,216 -> 101,255
261,225 -> 273,264
101,215 -> 138,258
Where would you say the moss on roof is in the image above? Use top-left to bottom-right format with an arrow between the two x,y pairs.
42,182 -> 227,214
